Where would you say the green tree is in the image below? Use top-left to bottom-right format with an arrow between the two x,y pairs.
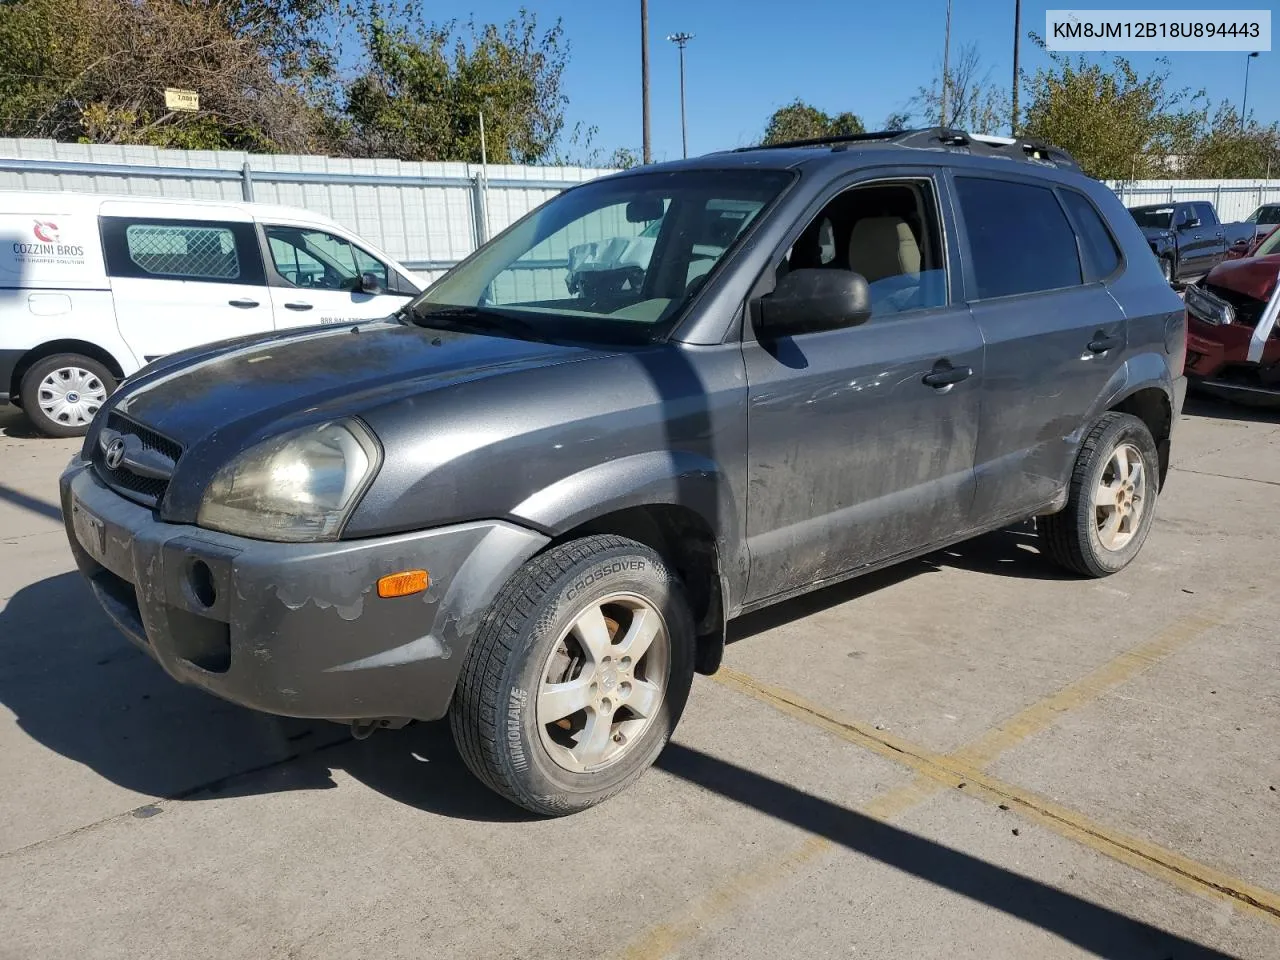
762,99 -> 864,144
339,6 -> 570,163
0,0 -> 322,150
1180,103 -> 1280,179
1020,43 -> 1204,180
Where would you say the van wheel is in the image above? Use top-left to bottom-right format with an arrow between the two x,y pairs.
1038,413 -> 1160,578
19,354 -> 115,438
450,535 -> 695,816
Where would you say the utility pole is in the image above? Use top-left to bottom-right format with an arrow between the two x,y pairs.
940,0 -> 953,127
1242,51 -> 1260,129
641,0 -> 652,164
1011,0 -> 1022,134
668,32 -> 694,159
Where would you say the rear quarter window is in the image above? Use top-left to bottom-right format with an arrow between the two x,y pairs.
1059,190 -> 1121,283
955,177 -> 1083,300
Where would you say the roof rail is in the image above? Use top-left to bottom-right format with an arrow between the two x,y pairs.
734,126 -> 1081,173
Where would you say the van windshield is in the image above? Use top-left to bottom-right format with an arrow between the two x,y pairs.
410,169 -> 792,344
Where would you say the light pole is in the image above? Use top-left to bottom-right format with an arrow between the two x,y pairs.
1011,0 -> 1022,134
668,32 -> 694,158
641,1 -> 652,164
1242,51 -> 1260,128
940,0 -> 953,127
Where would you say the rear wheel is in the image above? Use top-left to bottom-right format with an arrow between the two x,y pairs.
1039,412 -> 1160,577
19,354 -> 115,438
450,535 -> 695,816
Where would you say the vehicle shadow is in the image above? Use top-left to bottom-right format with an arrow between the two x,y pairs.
1182,392 -> 1280,423
0,406 -> 38,438
0,571 -> 531,823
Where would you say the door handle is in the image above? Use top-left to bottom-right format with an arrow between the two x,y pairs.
1087,333 -> 1122,354
922,362 -> 972,388
228,298 -> 259,308
284,302 -> 313,311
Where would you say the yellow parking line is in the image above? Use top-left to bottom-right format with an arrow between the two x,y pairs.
714,651 -> 1280,925
611,590 -> 1271,958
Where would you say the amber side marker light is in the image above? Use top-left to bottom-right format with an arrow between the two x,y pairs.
377,570 -> 430,598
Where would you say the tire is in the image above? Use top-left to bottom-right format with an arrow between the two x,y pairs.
1038,412 -> 1160,578
450,535 -> 696,816
19,353 -> 116,438
1159,257 -> 1173,285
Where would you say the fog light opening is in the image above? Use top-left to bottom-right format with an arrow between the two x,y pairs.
190,560 -> 217,609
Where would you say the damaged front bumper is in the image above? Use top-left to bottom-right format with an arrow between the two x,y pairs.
60,460 -> 548,722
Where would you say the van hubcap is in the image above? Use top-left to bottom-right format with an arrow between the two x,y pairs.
1094,442 -> 1147,551
38,367 -> 107,426
536,593 -> 669,773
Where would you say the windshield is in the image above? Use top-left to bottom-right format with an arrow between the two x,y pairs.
412,169 -> 792,343
1248,205 -> 1280,225
1130,206 -> 1173,230
1256,228 -> 1280,256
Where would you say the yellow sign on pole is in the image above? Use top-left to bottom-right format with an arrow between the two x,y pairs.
164,88 -> 199,112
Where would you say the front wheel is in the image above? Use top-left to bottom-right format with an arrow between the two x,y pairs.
450,535 -> 695,816
1159,257 -> 1173,285
1038,412 -> 1160,578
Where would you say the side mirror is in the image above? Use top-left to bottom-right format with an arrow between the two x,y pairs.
359,271 -> 384,295
1178,216 -> 1201,231
756,268 -> 872,337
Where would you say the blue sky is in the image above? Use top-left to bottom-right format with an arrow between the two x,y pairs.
449,1 -> 1276,162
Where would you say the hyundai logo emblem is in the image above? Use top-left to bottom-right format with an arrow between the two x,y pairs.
104,438 -> 126,470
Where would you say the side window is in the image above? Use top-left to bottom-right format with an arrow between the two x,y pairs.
125,224 -> 241,280
779,179 -> 948,320
955,177 -> 1082,299
351,245 -> 390,287
1193,203 -> 1217,227
1060,190 -> 1121,283
264,226 -> 365,291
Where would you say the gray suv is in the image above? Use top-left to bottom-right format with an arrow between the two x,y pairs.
60,128 -> 1187,815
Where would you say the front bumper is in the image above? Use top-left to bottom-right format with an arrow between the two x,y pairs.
60,461 -> 548,721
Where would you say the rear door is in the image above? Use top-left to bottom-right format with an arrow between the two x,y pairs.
954,174 -> 1128,526
259,222 -> 417,328
100,211 -> 271,362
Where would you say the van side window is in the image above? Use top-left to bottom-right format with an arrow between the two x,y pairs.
127,224 -> 240,280
265,226 -> 388,291
955,177 -> 1082,299
1059,190 -> 1121,283
779,179 -> 948,320
100,217 -> 264,285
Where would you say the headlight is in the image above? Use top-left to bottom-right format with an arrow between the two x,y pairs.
1184,284 -> 1235,326
198,420 -> 380,542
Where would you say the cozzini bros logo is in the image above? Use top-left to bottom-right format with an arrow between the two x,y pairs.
11,220 -> 85,262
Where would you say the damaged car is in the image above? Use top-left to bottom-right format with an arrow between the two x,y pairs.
1184,229 -> 1280,403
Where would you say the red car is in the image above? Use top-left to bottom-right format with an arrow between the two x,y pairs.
1184,228 -> 1280,403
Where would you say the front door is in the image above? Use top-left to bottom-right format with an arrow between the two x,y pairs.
100,215 -> 272,362
743,175 -> 984,603
260,224 -> 413,328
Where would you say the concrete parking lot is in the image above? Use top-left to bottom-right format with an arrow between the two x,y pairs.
1,398 -> 1278,960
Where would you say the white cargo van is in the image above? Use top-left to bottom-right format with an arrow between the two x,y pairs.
0,191 -> 425,436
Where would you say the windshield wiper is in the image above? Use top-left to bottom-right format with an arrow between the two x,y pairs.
409,305 -> 549,343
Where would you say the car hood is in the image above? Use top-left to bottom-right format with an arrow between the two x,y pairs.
107,319 -> 611,452
1203,253 -> 1280,302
